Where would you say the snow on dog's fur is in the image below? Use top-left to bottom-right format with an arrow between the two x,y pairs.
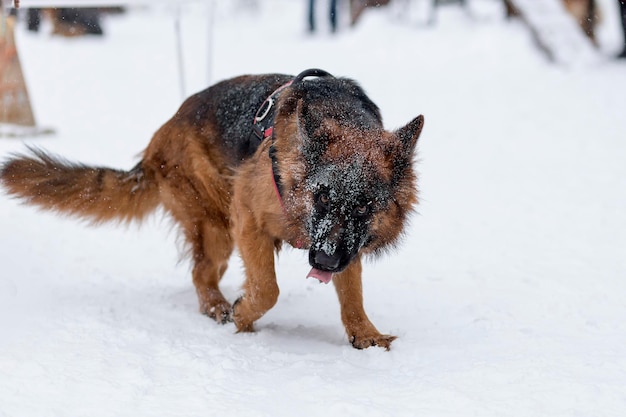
0,69 -> 424,350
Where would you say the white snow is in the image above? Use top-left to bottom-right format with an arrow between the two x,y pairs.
1,1 -> 625,416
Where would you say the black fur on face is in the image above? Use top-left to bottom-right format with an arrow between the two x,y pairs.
304,159 -> 391,273
276,74 -> 423,271
278,77 -> 382,143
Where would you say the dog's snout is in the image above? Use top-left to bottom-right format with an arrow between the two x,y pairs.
314,250 -> 341,270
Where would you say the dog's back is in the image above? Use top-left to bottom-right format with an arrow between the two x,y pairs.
0,70 -> 424,349
0,74 -> 288,222
172,74 -> 293,166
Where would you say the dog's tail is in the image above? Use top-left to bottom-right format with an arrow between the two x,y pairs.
0,147 -> 160,224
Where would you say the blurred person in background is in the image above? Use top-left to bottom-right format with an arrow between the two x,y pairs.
26,8 -> 41,31
26,7 -> 103,36
56,8 -> 103,36
308,0 -> 339,33
618,0 -> 626,58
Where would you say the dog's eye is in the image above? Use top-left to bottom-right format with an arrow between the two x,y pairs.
317,193 -> 330,209
354,205 -> 369,217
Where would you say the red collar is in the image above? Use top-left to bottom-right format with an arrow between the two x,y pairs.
250,69 -> 334,215
251,81 -> 293,208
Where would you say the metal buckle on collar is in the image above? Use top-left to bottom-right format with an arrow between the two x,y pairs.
255,97 -> 275,124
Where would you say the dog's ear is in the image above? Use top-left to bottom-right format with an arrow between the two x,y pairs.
295,99 -> 322,141
295,100 -> 311,142
295,100 -> 308,140
295,100 -> 327,143
295,100 -> 334,166
395,115 -> 424,153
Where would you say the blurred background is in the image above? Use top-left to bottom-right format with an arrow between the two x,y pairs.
2,0 -> 625,134
1,2 -> 625,416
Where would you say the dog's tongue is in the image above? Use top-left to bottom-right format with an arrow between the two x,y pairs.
307,268 -> 333,284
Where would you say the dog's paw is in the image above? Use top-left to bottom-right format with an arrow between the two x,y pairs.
200,300 -> 232,325
232,296 -> 255,333
350,333 -> 397,351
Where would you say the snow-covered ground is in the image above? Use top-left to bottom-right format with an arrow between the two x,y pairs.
1,1 -> 625,416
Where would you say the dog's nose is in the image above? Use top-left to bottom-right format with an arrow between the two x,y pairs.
314,250 -> 341,270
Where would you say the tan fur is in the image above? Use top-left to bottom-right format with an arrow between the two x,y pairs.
0,149 -> 159,224
0,74 -> 423,349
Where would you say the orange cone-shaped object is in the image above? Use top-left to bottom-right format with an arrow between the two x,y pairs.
1,12 -> 36,129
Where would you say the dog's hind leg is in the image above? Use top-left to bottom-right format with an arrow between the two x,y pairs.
188,220 -> 234,323
144,128 -> 236,324
155,167 -> 234,324
333,258 -> 397,350
160,185 -> 234,323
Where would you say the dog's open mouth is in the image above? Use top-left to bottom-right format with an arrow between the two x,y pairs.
306,268 -> 333,284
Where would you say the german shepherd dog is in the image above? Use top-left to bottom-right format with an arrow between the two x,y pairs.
0,69 -> 424,350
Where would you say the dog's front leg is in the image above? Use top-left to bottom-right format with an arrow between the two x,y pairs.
231,211 -> 279,333
333,258 -> 397,350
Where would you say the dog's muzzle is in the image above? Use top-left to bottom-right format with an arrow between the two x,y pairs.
312,250 -> 341,271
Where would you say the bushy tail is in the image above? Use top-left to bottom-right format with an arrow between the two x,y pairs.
0,147 -> 160,224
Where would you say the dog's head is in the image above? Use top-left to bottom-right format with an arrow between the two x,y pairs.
275,76 -> 424,280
